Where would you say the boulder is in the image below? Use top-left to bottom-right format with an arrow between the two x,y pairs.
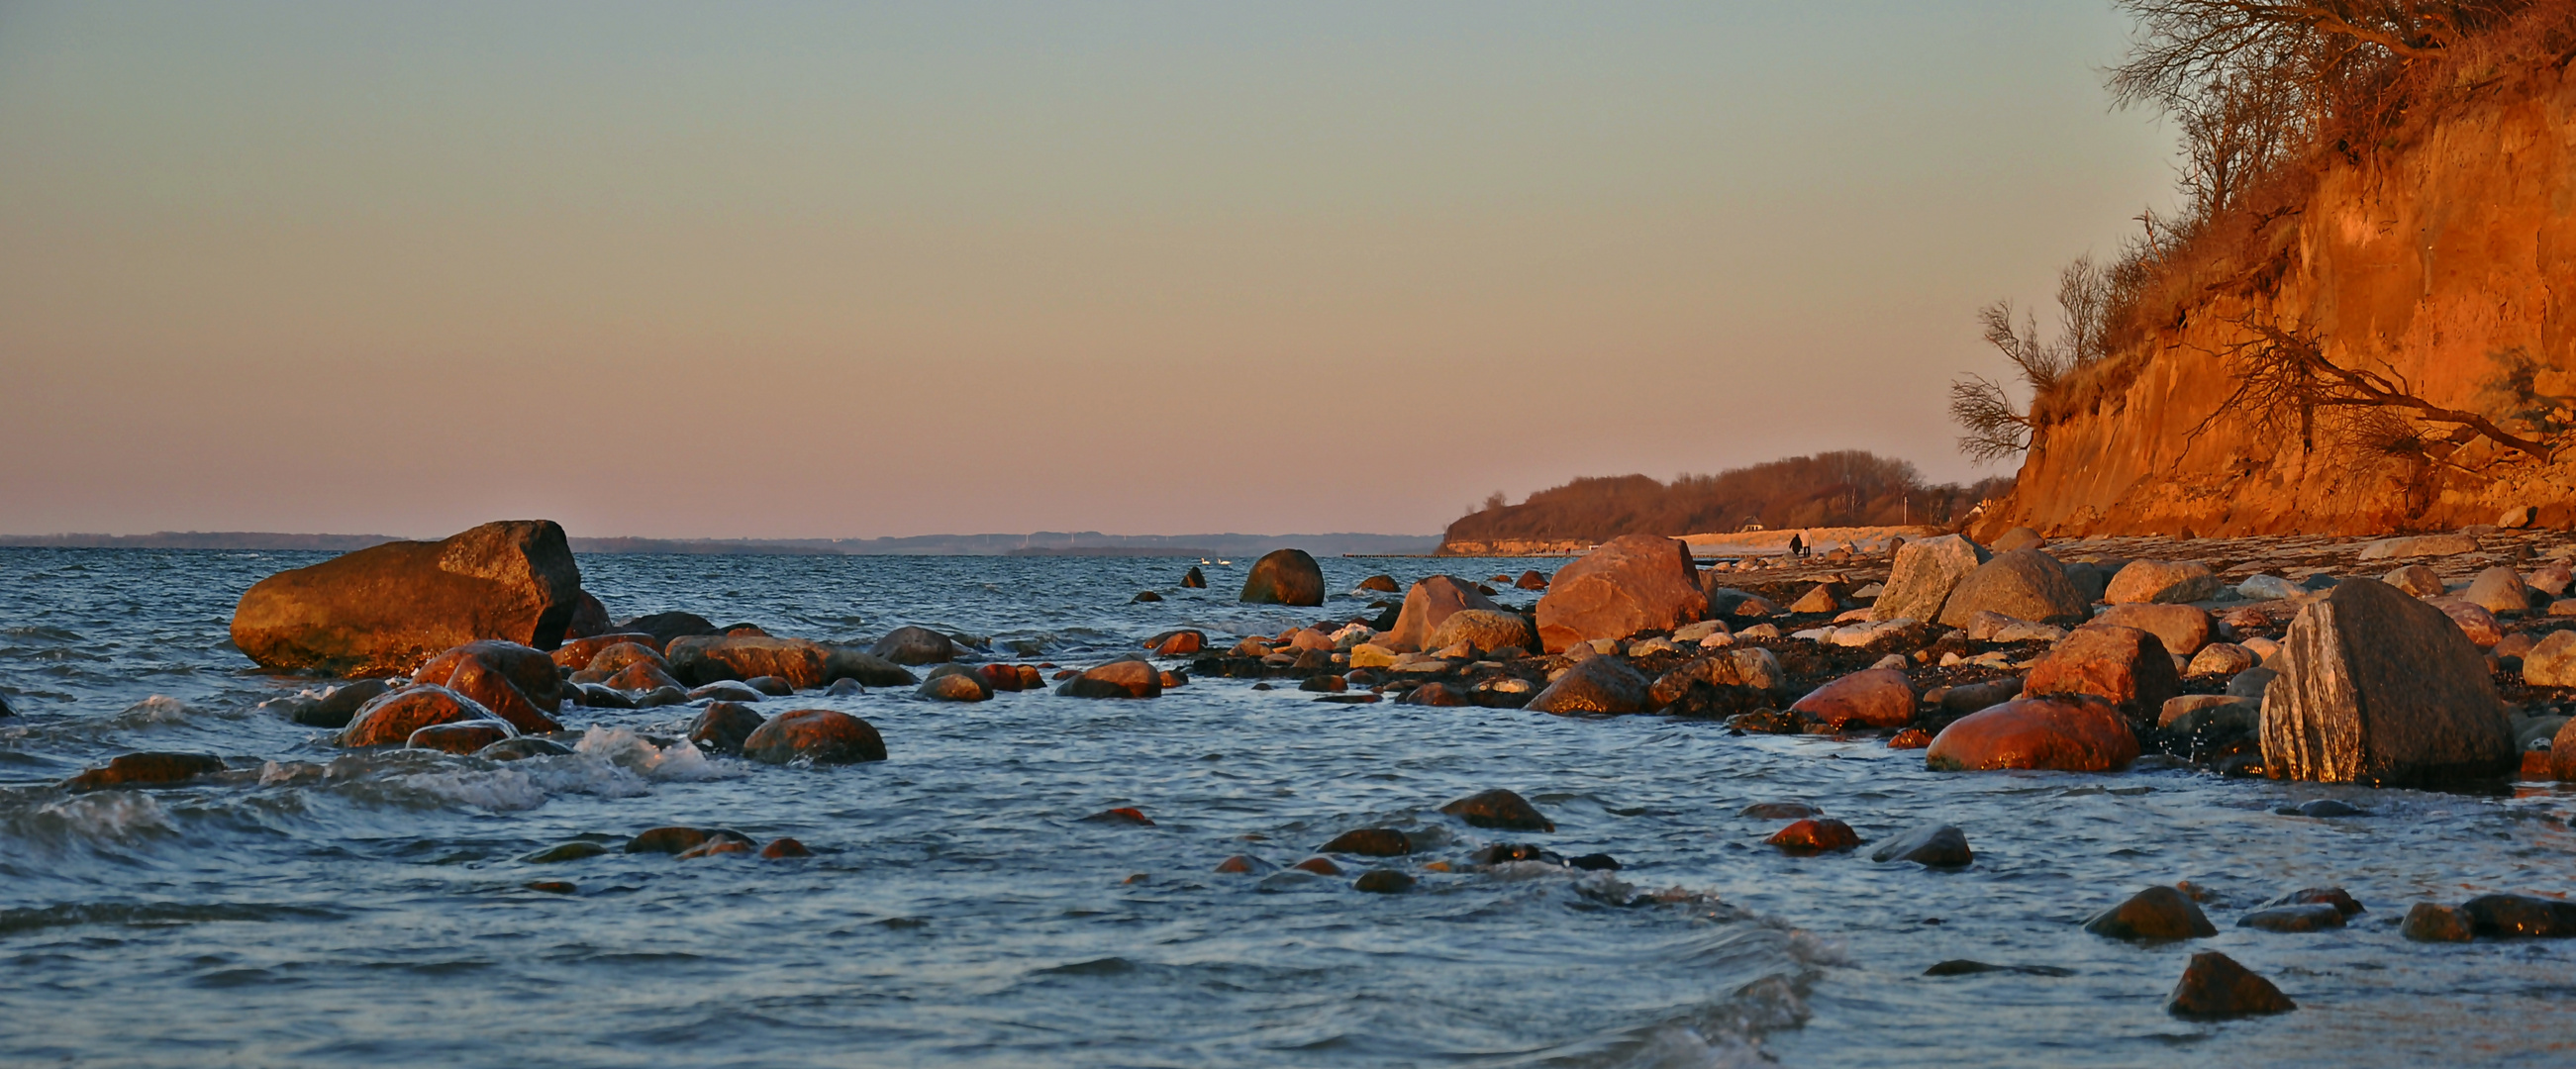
2427,598 -> 2504,646
1439,789 -> 1553,831
587,641 -> 668,678
2357,533 -> 2479,559
1924,695 -> 2139,772
1766,818 -> 1860,853
665,635 -> 833,689
1353,870 -> 1416,894
1992,527 -> 2044,552
1515,569 -> 1549,590
822,647 -> 916,687
2381,564 -> 2445,598
2238,904 -> 2347,932
1870,534 -> 1991,624
563,591 -> 613,640
619,611 -> 721,649
2186,642 -> 2257,678
2462,566 -> 2532,616
1319,828 -> 1412,856
1399,682 -> 1469,707
338,685 -> 504,747
869,626 -> 956,666
2522,631 -> 2576,687
1870,825 -> 1972,867
2085,885 -> 2217,939
2403,903 -> 2474,941
688,702 -> 766,754
1213,854 -> 1277,875
1937,549 -> 2091,628
1525,655 -> 1651,715
289,678 -> 394,729
2021,624 -> 2181,729
1056,658 -> 1163,699
1534,534 -> 1707,652
2092,604 -> 2215,657
1425,610 -> 1534,656
59,752 -> 226,792
1961,611 -> 2066,644
412,640 -> 564,733
2167,952 -> 2295,1020
1146,630 -> 1205,656
602,659 -> 685,695
1239,548 -> 1326,607
1935,677 -> 2022,716
1789,668 -> 1916,730
1181,566 -> 1208,589
918,670 -> 992,702
740,709 -> 887,764
407,721 -> 513,754
1644,655 -> 1772,719
230,520 -> 583,676
2237,574 -> 2300,601
552,632 -> 659,669
1789,583 -> 1845,615
2259,578 -> 2515,784
2527,563 -> 2575,597
2459,893 -> 2576,938
1356,574 -> 1399,593
2106,559 -> 2221,605
1384,576 -> 1506,651
480,736 -> 572,760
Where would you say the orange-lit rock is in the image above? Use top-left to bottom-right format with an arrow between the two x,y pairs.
1924,695 -> 2139,773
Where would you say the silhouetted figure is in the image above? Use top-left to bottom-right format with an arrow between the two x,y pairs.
1787,534 -> 1805,558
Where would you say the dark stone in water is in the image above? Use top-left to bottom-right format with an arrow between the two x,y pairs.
741,709 -> 887,764
2167,951 -> 2295,1019
621,612 -> 722,650
627,826 -> 722,853
1314,694 -> 1381,704
1401,682 -> 1470,707
1469,843 -> 1560,865
1299,675 -> 1346,693
1766,818 -> 1860,853
526,880 -> 576,894
1566,853 -> 1621,871
689,702 -> 766,755
2238,904 -> 2347,932
1319,828 -> 1413,856
1439,788 -> 1554,831
1214,854 -> 1277,874
825,678 -> 865,697
523,841 -> 610,863
1739,802 -> 1820,820
1182,566 -> 1207,589
230,520 -> 582,676
2262,887 -> 2364,916
297,679 -> 393,729
1133,591 -> 1163,603
2459,894 -> 2576,938
1291,857 -> 1344,876
408,721 -> 512,754
1239,548 -> 1326,607
575,683 -> 637,709
1357,574 -> 1400,593
1924,960 -> 2075,977
1727,709 -> 1805,734
1869,825 -> 1972,867
1353,869 -> 1416,894
2085,886 -> 2218,940
759,837 -> 812,859
2402,903 -> 2473,941
688,680 -> 765,703
59,752 -> 226,793
1081,807 -> 1154,826
478,736 -> 573,761
677,835 -> 755,859
743,675 -> 793,697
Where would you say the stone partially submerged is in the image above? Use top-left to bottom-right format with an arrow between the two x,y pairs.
2258,578 -> 2516,784
231,520 -> 585,677
1239,548 -> 1326,607
1383,577 -> 1506,652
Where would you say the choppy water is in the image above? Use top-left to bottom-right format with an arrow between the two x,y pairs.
3,547 -> 2573,1067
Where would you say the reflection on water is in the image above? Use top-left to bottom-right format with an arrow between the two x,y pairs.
1,547 -> 2571,1067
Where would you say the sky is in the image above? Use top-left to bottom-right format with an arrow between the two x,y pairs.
0,1 -> 2178,539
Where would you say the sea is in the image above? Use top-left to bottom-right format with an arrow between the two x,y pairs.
3,548 -> 2573,1067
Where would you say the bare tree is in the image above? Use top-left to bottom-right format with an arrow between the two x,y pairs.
1948,256 -> 2123,462
1950,375 -> 2032,462
2190,312 -> 2555,460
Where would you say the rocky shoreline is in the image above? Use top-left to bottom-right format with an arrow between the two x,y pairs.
41,520 -> 2576,1025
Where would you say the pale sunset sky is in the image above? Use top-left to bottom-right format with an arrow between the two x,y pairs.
0,1 -> 2176,538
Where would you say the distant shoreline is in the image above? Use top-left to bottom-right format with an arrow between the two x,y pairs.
0,530 -> 1441,557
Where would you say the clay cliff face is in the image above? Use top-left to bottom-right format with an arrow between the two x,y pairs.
1986,60 -> 2576,538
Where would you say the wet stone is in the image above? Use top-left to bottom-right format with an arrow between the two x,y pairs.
1438,788 -> 1554,832
2403,903 -> 2474,942
627,826 -> 723,854
1081,807 -> 1154,826
1739,802 -> 1819,820
1766,818 -> 1860,853
1924,960 -> 2076,978
2085,886 -> 2218,940
759,837 -> 813,859
688,702 -> 767,755
1869,825 -> 1971,867
477,736 -> 573,761
1353,869 -> 1417,894
522,841 -> 610,863
2238,904 -> 2346,932
1319,828 -> 1413,856
1214,854 -> 1277,875
2459,894 -> 2576,938
2167,951 -> 2295,1020
1291,857 -> 1344,876
59,752 -> 226,793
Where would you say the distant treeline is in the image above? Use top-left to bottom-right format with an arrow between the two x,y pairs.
1,530 -> 1438,557
1444,451 -> 2014,544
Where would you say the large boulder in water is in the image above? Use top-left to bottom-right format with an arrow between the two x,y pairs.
617,612 -> 720,650
1534,534 -> 1707,653
411,640 -> 564,733
2259,577 -> 2516,784
2023,624 -> 2181,730
230,520 -> 583,677
1383,576 -> 1506,652
1526,655 -> 1650,715
869,626 -> 956,666
1870,534 -> 1990,624
562,591 -> 614,639
1056,658 -> 1163,699
1924,695 -> 2139,772
741,709 -> 887,764
1790,668 -> 1917,730
551,632 -> 659,669
1239,549 -> 1326,607
1427,610 -> 1535,657
1935,549 -> 2091,628
337,685 -> 506,747
665,635 -> 831,689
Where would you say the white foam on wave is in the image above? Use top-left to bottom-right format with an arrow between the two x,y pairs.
25,791 -> 175,843
572,726 -> 727,782
110,696 -> 205,728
